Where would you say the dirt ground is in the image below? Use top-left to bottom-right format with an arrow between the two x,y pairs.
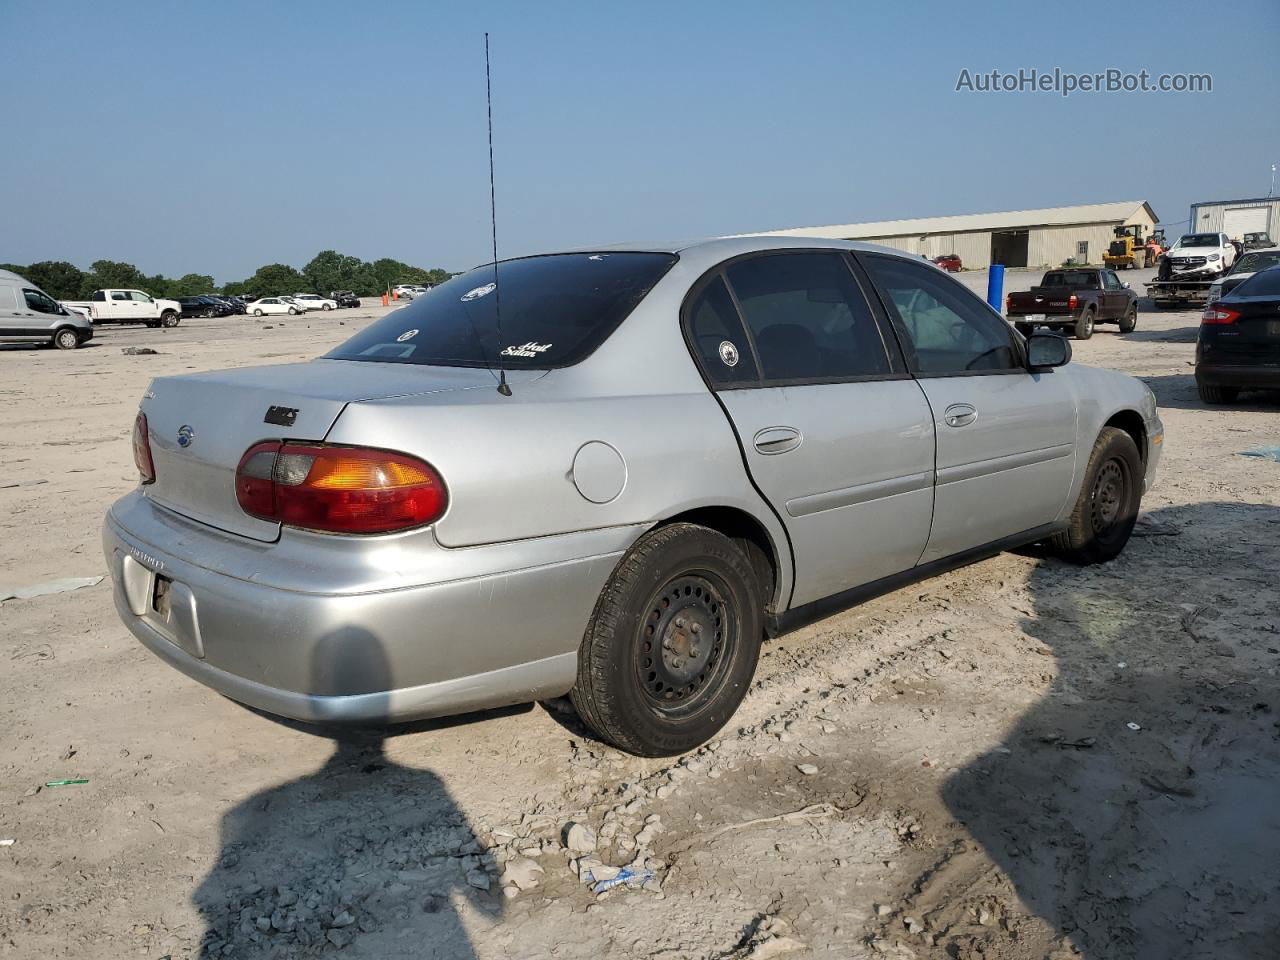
2,274 -> 1278,960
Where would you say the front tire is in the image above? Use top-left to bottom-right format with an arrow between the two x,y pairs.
1047,427 -> 1142,565
289,308 -> 300,315
161,311 -> 180,328
1197,381 -> 1239,404
1118,305 -> 1137,333
253,309 -> 263,317
1073,309 -> 1095,340
53,327 -> 81,350
571,523 -> 764,757
322,303 -> 332,311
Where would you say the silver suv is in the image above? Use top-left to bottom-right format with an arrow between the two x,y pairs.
104,238 -> 1162,755
0,269 -> 94,350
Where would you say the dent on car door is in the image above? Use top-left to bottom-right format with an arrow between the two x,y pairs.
858,253 -> 1077,563
686,251 -> 936,608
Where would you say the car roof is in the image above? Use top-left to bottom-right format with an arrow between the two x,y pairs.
496,236 -> 928,272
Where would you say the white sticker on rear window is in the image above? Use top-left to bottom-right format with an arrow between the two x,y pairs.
461,282 -> 496,302
396,329 -> 419,342
500,341 -> 552,358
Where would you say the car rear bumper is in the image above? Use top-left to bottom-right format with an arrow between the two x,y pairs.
103,492 -> 636,724
1196,363 -> 1280,389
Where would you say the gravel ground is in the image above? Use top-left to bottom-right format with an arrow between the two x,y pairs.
1,277 -> 1278,960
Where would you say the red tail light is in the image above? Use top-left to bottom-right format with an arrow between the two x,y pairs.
1068,294 -> 1079,310
235,442 -> 447,534
1005,294 -> 1013,311
1202,307 -> 1240,325
132,413 -> 156,484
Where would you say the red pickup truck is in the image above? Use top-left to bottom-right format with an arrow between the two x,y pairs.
1005,267 -> 1139,340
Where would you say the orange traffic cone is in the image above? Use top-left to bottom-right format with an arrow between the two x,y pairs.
381,292 -> 389,307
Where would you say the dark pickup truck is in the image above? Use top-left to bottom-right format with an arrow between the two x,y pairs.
1005,267 -> 1138,340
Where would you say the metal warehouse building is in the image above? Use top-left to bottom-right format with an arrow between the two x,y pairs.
1188,196 -> 1279,241
745,200 -> 1158,269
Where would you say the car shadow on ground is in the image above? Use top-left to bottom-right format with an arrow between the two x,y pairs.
1120,322 -> 1200,344
1136,372 -> 1280,413
194,630 -> 503,959
944,503 -> 1280,958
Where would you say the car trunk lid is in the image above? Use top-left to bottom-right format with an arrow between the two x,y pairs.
140,360 -> 516,541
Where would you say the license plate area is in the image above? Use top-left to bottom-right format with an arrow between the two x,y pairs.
1022,313 -> 1046,323
118,551 -> 205,659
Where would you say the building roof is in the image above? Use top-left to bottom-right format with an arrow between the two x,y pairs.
738,201 -> 1157,240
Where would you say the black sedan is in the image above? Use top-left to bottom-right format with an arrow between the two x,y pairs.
1196,265 -> 1280,403
329,290 -> 361,308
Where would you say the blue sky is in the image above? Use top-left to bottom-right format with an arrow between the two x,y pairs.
3,0 -> 1277,283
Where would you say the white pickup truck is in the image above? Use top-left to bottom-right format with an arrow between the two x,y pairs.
62,289 -> 183,328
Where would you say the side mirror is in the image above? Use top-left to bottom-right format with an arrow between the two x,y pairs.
1122,281 -> 1131,289
1027,333 -> 1071,370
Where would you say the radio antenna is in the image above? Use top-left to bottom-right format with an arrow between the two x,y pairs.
485,32 -> 511,397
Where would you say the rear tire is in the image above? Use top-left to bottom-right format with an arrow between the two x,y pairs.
571,523 -> 763,757
1073,309 -> 1095,340
1047,427 -> 1142,565
1118,305 -> 1137,333
1197,381 -> 1239,404
53,327 -> 81,350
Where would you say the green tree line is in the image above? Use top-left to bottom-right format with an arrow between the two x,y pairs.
0,251 -> 453,301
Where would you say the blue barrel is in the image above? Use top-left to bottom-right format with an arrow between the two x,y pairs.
986,264 -> 1005,311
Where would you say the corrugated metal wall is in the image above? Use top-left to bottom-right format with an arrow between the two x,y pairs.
855,214 -> 1157,269
854,232 -> 993,267
1028,224 -> 1119,267
1190,199 -> 1280,237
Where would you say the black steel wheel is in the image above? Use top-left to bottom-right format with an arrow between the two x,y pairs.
1048,427 -> 1142,564
572,523 -> 764,756
634,572 -> 738,718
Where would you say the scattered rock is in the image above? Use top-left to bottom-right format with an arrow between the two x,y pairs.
121,346 -> 159,355
796,763 -> 819,776
875,903 -> 893,917
563,821 -> 597,854
464,868 -> 491,890
500,857 -> 544,891
326,927 -> 354,948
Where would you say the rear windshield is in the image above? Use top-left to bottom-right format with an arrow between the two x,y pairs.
1232,251 -> 1280,275
1041,271 -> 1096,287
1232,266 -> 1280,298
328,252 -> 677,368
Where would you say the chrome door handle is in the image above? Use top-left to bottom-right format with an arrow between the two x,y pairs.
753,426 -> 802,455
944,403 -> 977,427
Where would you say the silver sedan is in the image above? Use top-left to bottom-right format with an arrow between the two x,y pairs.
104,237 -> 1163,756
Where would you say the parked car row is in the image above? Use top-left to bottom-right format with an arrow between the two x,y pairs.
392,283 -> 434,300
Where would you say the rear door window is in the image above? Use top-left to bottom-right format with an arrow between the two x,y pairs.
328,252 -> 677,368
860,253 -> 1019,375
722,252 -> 891,382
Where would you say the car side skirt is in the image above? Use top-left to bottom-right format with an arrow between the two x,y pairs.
767,522 -> 1064,637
